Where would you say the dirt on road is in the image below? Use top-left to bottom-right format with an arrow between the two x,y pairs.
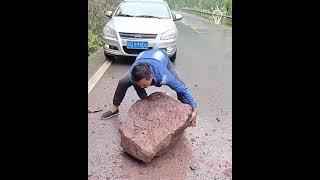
88,73 -> 232,180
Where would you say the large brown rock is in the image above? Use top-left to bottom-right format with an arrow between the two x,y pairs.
118,92 -> 192,163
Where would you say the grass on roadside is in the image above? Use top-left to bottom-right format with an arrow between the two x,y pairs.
88,31 -> 102,56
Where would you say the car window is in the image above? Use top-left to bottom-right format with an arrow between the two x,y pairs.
114,2 -> 171,19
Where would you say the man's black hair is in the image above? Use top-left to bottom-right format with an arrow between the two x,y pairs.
131,63 -> 152,82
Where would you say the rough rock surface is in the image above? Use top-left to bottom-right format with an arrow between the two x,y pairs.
118,92 -> 192,163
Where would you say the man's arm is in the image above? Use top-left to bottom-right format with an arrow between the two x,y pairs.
165,73 -> 198,125
133,85 -> 147,100
165,72 -> 197,110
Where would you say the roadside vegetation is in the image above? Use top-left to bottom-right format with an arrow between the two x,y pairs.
167,0 -> 232,26
88,0 -> 120,55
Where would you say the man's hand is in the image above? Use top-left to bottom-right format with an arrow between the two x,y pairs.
190,109 -> 198,126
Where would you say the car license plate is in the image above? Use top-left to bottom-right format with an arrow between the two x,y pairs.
127,41 -> 148,49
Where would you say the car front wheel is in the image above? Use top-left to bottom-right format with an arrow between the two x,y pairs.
169,51 -> 177,62
104,51 -> 115,61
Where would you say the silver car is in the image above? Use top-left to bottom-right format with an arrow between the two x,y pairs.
102,0 -> 182,62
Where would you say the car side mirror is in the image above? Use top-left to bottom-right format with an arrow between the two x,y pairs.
105,11 -> 113,18
174,13 -> 182,21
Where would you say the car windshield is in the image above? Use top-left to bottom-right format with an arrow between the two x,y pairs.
114,2 -> 171,19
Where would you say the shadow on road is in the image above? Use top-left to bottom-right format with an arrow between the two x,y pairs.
112,56 -> 136,65
120,151 -> 145,164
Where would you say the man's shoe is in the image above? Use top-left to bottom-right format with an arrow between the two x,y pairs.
100,110 -> 119,120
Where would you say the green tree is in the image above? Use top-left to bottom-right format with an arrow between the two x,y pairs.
224,0 -> 232,16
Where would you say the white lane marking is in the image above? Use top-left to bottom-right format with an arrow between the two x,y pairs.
88,60 -> 112,94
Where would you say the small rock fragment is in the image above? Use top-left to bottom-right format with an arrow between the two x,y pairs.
88,107 -> 102,113
190,165 -> 197,170
139,170 -> 148,174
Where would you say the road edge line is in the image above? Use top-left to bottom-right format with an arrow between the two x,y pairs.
88,60 -> 112,94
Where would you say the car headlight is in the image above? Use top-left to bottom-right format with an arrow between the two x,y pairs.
160,28 -> 176,40
103,26 -> 117,38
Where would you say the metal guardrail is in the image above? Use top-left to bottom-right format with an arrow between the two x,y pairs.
181,8 -> 232,24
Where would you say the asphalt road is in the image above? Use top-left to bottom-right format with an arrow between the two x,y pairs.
88,11 -> 232,180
